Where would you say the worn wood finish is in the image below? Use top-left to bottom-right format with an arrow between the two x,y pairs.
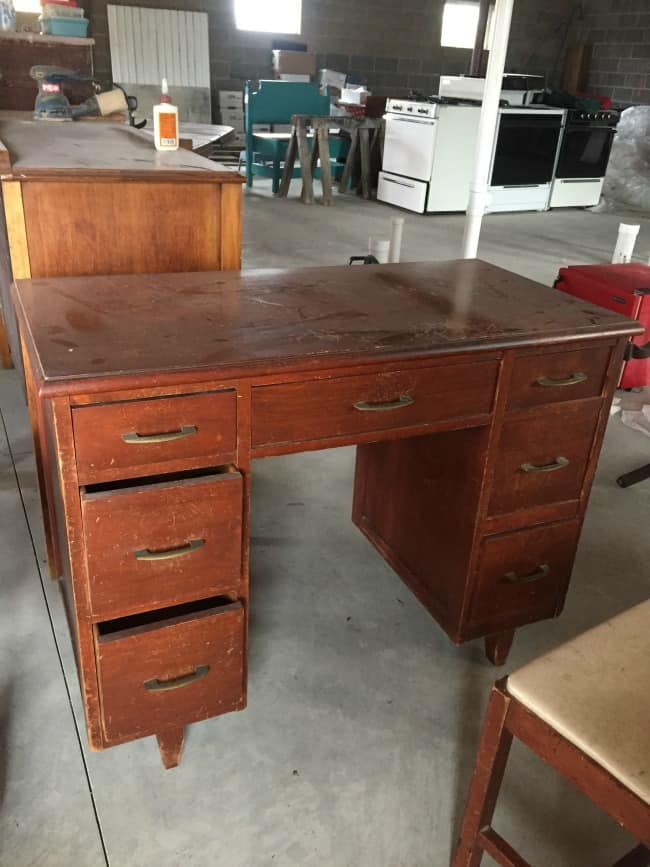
96,599 -> 245,745
72,390 -> 237,485
82,471 -> 243,620
23,181 -> 224,277
352,426 -> 490,635
1,120 -> 244,596
484,632 -> 516,668
0,121 -> 242,182
13,261 -> 640,391
507,344 -> 611,410
468,520 -> 581,634
12,261 -> 642,766
252,360 -> 498,449
488,400 -> 602,516
453,682 -> 650,866
156,728 -> 185,770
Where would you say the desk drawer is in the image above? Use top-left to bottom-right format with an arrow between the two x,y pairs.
507,345 -> 610,411
251,362 -> 499,448
73,391 -> 237,485
488,400 -> 600,516
82,470 -> 243,619
468,520 -> 580,632
96,598 -> 245,744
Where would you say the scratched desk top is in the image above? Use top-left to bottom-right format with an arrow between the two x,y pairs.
13,259 -> 643,388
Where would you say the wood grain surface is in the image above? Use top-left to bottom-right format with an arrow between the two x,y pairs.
12,260 -> 644,389
0,120 -> 244,181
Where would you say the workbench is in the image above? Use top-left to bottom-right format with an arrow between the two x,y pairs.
12,259 -> 641,768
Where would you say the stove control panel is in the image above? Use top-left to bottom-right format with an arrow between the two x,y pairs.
569,109 -> 619,125
386,98 -> 437,119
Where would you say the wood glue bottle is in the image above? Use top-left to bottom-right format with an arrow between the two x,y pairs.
153,78 -> 179,151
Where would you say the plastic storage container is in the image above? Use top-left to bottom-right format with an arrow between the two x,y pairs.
40,15 -> 88,36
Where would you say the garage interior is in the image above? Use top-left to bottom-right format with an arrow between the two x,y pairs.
0,1 -> 649,866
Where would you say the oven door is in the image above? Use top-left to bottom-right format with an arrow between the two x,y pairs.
555,125 -> 616,179
382,114 -> 437,181
491,113 -> 562,186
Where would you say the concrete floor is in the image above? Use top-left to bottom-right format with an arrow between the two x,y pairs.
1,181 -> 649,867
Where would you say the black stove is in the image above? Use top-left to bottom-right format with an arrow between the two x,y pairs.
566,108 -> 619,126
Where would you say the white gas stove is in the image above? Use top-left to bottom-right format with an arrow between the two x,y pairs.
378,98 -> 481,214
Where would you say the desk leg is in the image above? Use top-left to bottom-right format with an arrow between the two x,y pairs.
0,313 -> 11,368
484,631 -> 515,667
156,727 -> 185,770
21,332 -> 61,579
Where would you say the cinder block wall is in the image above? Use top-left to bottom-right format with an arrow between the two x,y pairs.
572,1 -> 650,104
87,0 -> 572,119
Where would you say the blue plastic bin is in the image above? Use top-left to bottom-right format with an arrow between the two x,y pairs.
40,16 -> 89,37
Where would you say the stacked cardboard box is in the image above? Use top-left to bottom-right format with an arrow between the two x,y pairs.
219,90 -> 244,145
271,50 -> 315,81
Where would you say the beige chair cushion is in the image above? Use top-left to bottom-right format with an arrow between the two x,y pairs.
508,599 -> 650,805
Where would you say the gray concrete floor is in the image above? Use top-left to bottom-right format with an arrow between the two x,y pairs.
1,181 -> 649,867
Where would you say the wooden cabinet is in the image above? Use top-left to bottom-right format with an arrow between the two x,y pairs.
0,119 -> 244,371
13,259 -> 642,768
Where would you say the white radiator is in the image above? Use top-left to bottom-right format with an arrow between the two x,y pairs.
107,5 -> 210,88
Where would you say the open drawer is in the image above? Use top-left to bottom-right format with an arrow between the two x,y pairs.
81,468 -> 243,620
96,597 -> 245,745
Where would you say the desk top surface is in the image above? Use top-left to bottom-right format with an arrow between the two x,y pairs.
14,259 -> 642,389
0,119 -> 243,182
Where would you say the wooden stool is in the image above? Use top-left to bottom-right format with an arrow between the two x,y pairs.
453,600 -> 650,867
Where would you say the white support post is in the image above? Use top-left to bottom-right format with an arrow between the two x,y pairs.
462,0 -> 515,259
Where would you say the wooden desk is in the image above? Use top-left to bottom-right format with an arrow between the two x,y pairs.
12,260 -> 642,769
0,119 -> 244,583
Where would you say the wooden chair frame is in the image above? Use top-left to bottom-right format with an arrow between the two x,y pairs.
453,680 -> 650,867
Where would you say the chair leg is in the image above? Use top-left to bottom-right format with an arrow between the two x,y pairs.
612,845 -> 650,867
452,686 -> 514,867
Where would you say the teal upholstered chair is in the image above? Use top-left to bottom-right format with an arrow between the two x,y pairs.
244,80 -> 347,193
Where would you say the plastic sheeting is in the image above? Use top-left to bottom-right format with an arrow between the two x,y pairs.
600,106 -> 650,213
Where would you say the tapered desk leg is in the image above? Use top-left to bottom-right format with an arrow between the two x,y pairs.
156,727 -> 185,769
484,630 -> 515,667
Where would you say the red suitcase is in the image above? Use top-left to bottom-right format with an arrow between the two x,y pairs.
555,263 -> 650,388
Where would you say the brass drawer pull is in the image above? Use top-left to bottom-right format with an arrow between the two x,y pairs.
134,538 -> 205,561
121,425 -> 198,444
353,395 -> 414,412
144,664 -> 210,692
536,372 -> 587,387
520,456 -> 569,474
504,564 -> 550,585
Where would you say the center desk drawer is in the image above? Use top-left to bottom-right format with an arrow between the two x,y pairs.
82,470 -> 243,619
251,361 -> 499,448
96,598 -> 245,744
73,390 -> 237,485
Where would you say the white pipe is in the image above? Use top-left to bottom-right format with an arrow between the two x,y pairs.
462,0 -> 515,259
389,217 -> 404,263
612,223 -> 640,264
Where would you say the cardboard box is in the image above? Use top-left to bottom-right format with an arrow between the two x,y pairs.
341,86 -> 369,105
272,49 -> 316,76
318,68 -> 347,91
